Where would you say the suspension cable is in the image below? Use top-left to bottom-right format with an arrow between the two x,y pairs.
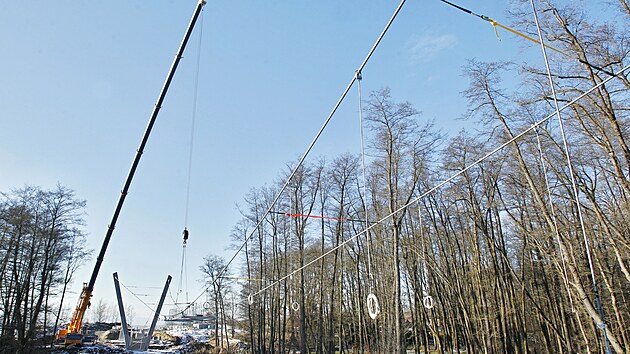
174,0 -> 409,317
251,63 -> 630,299
439,0 -> 616,76
530,2 -> 612,352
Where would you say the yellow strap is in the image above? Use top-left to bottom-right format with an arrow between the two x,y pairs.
487,18 -> 567,56
490,21 -> 501,41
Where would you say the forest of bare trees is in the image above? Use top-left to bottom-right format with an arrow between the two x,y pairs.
1,1 -> 628,353
230,2 -> 629,353
0,185 -> 90,353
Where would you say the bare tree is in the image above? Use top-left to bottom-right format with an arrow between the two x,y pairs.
0,185 -> 89,353
364,87 -> 440,354
200,254 -> 230,348
124,304 -> 135,328
93,299 -> 109,323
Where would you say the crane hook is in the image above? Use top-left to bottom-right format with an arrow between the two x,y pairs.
183,228 -> 189,244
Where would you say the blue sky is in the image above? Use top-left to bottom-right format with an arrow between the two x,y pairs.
1,0 -> 565,325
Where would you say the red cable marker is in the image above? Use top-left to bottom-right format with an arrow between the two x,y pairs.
285,212 -> 345,221
272,211 -> 367,223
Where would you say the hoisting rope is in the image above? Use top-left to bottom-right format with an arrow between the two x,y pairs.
529,2 -> 612,353
176,237 -> 188,305
439,0 -> 616,77
176,7 -> 205,309
183,6 -> 203,229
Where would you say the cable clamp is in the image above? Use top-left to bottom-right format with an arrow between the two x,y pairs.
597,322 -> 606,330
356,70 -> 362,81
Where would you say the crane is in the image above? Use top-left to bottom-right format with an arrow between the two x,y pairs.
56,0 -> 206,345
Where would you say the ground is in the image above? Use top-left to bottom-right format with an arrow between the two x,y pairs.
48,327 -> 227,353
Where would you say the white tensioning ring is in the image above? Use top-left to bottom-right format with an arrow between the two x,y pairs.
422,295 -> 434,309
367,293 -> 380,319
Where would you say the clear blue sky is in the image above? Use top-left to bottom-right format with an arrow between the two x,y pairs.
1,0 -> 562,325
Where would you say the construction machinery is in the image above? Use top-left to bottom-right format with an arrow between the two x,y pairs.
56,0 -> 206,344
